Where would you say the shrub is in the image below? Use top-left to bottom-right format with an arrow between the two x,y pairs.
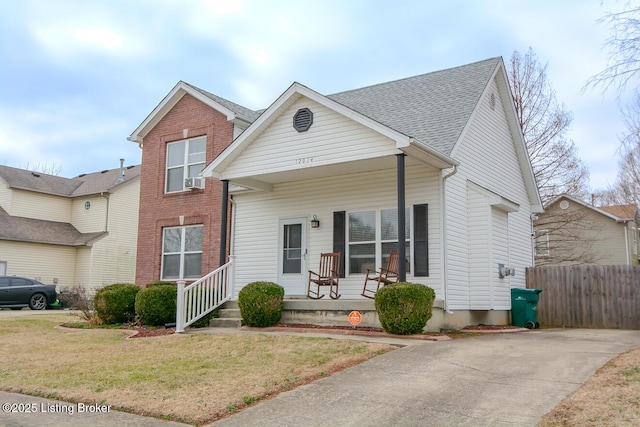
238,281 -> 284,327
135,285 -> 177,326
58,285 -> 95,321
145,281 -> 176,288
375,282 -> 435,335
93,283 -> 140,324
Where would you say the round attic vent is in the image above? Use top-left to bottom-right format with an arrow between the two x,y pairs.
559,200 -> 570,210
293,108 -> 313,132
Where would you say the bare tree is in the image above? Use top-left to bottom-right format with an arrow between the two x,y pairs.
23,162 -> 64,176
585,5 -> 640,93
534,202 -> 602,266
507,48 -> 590,204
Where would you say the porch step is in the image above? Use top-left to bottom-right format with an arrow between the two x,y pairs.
209,306 -> 242,328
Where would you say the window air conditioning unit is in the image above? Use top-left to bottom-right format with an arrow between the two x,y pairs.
185,177 -> 204,189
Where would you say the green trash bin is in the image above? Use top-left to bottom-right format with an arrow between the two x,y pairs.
511,288 -> 542,329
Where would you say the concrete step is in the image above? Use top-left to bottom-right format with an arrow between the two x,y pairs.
217,308 -> 241,318
209,317 -> 242,328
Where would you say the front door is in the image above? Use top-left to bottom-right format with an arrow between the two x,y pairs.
278,218 -> 307,296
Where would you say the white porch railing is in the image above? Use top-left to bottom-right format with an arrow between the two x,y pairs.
176,260 -> 233,333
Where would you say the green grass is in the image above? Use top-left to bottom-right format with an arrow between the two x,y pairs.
0,314 -> 395,425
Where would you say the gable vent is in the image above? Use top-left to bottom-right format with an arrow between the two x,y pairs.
293,108 -> 313,132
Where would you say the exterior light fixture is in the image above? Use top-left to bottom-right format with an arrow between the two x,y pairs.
310,215 -> 320,228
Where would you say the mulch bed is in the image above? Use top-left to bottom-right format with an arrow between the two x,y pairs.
60,322 -> 525,339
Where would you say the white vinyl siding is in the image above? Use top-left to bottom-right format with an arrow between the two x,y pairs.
467,186 -> 490,309
230,166 -> 441,299
448,76 -> 533,309
223,98 -> 400,179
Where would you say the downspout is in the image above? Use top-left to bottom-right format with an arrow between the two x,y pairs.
219,180 -> 229,267
100,192 -> 110,232
441,165 -> 458,315
624,222 -> 630,265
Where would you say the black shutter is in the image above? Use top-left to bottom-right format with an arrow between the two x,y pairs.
413,204 -> 429,276
333,211 -> 346,278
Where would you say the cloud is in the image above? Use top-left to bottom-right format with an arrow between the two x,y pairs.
23,1 -> 150,61
0,101 -> 135,175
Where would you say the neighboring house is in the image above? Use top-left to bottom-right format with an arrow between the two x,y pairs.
0,162 -> 140,291
534,195 -> 640,266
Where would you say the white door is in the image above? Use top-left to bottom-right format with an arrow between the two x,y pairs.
278,218 -> 307,296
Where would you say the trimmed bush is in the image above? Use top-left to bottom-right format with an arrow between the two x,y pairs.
238,281 -> 284,327
93,283 -> 140,324
375,282 -> 435,335
145,281 -> 176,288
135,285 -> 177,326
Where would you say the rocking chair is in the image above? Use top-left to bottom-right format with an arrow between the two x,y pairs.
307,252 -> 341,299
361,250 -> 399,299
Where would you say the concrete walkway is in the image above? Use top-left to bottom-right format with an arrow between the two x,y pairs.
1,328 -> 639,427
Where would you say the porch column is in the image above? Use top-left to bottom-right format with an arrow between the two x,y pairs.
219,179 -> 229,267
397,153 -> 406,282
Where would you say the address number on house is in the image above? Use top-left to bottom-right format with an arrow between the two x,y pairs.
295,157 -> 313,165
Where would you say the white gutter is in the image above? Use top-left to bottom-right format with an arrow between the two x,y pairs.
625,223 -> 630,265
440,165 -> 458,315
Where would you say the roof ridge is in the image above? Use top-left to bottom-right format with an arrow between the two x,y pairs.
328,57 -> 502,97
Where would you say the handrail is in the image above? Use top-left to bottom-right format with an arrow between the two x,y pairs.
176,260 -> 233,333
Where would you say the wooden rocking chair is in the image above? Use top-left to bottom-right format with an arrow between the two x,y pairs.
307,252 -> 341,300
361,250 -> 399,299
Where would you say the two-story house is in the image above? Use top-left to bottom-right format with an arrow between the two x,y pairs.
0,162 -> 140,290
534,194 -> 640,266
130,57 -> 543,331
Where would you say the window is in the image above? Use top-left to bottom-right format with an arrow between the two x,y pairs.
632,227 -> 638,255
162,225 -> 203,280
534,230 -> 549,257
348,208 -> 410,274
166,136 -> 206,193
0,261 -> 5,276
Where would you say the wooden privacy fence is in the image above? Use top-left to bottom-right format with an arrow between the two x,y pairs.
526,265 -> 640,329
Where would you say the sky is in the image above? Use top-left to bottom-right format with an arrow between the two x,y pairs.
1,0 -> 638,193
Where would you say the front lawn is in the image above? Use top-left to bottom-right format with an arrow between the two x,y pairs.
0,314 -> 394,425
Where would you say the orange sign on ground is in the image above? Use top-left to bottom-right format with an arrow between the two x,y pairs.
348,310 -> 362,325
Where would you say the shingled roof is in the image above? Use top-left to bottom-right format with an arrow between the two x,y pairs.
600,204 -> 640,222
183,82 -> 261,124
0,164 -> 140,198
327,57 -> 501,156
0,207 -> 105,246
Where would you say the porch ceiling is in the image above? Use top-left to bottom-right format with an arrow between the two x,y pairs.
226,154 -> 436,192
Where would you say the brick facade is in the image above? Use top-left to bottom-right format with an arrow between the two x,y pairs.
135,94 -> 234,285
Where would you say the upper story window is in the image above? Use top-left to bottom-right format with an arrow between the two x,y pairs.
166,136 -> 206,193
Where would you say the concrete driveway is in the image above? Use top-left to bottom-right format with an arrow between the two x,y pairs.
211,328 -> 640,427
1,325 -> 639,427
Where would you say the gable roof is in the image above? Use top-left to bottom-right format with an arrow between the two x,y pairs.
0,164 -> 140,198
327,57 -> 502,156
599,204 -> 639,221
0,207 -> 105,246
128,81 -> 260,143
545,195 -> 632,223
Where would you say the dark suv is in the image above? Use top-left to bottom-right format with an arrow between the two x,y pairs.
0,276 -> 58,310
